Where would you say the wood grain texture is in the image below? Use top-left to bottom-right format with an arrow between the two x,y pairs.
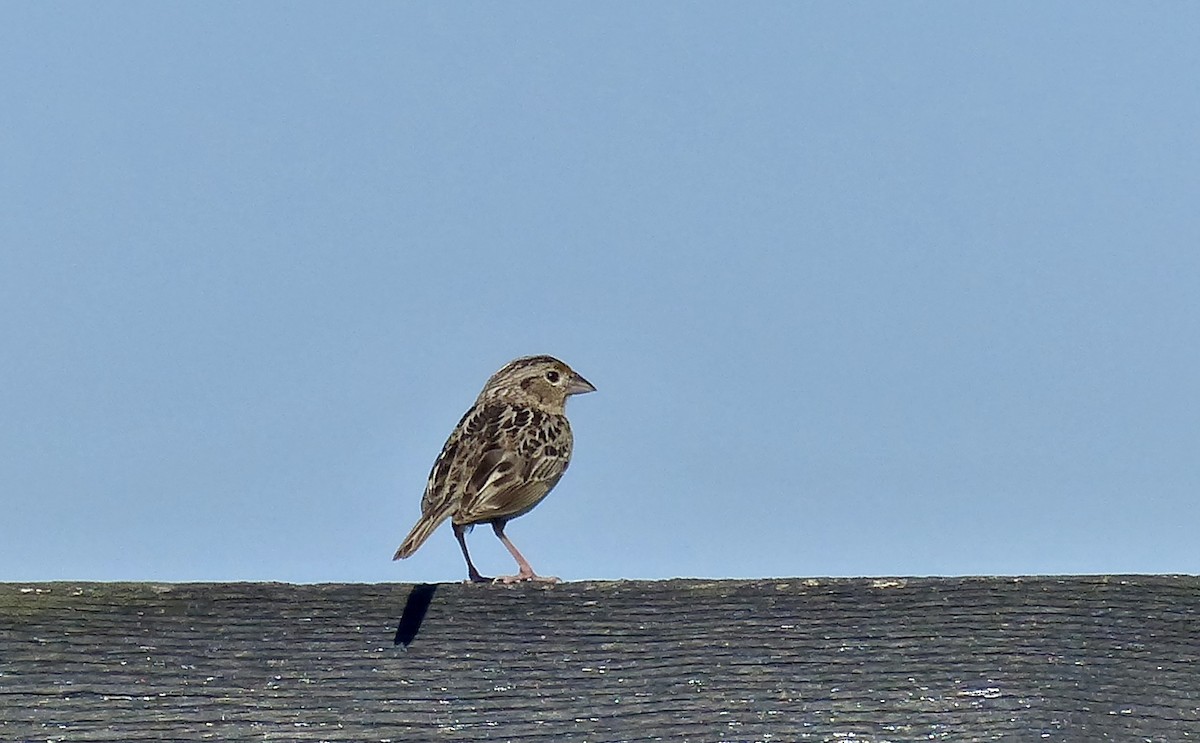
1,577 -> 1198,742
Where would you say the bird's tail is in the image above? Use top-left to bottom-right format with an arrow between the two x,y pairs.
393,510 -> 452,560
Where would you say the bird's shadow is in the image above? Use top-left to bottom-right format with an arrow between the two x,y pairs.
394,583 -> 438,648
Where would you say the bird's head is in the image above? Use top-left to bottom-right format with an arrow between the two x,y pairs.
478,355 -> 596,412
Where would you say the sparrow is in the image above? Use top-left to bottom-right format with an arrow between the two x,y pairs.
393,355 -> 595,583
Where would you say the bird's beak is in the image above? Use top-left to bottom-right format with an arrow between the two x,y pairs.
566,372 -> 596,395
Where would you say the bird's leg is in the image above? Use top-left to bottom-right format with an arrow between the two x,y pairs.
491,522 -> 559,584
453,523 -> 490,583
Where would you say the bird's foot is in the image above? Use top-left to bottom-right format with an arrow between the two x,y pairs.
466,569 -> 492,584
494,571 -> 560,585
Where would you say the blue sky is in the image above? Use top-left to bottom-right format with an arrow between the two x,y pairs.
2,4 -> 1197,583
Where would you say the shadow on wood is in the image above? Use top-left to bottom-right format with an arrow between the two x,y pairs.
393,582 -> 438,648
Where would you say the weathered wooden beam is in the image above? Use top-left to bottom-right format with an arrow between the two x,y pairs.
2,577 -> 1198,741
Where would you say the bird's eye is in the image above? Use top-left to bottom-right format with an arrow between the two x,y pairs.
545,370 -> 561,384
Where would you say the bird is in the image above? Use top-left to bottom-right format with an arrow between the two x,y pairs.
393,355 -> 595,584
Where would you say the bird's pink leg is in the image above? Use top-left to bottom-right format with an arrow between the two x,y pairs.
492,522 -> 559,584
453,523 -> 490,583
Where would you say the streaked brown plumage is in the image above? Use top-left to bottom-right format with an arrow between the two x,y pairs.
393,355 -> 595,583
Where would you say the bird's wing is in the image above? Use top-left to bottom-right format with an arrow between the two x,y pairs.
395,402 -> 510,559
418,427 -> 466,516
416,400 -> 502,517
456,446 -> 566,524
420,400 -> 570,525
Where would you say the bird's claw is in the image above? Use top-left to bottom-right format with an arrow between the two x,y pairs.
493,573 -> 560,585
